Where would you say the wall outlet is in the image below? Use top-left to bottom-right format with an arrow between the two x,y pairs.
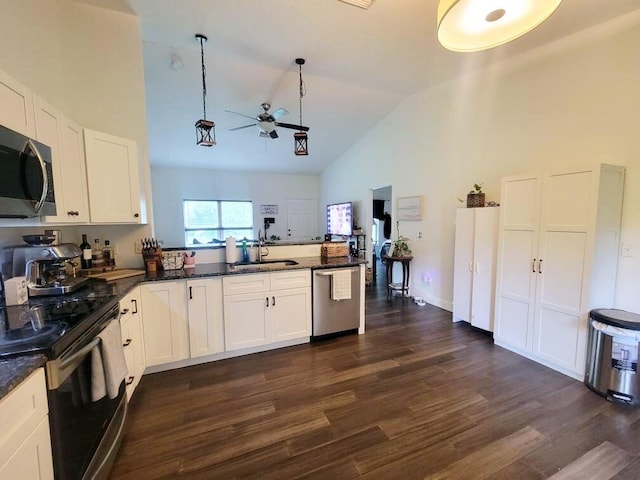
417,231 -> 423,239
134,241 -> 142,254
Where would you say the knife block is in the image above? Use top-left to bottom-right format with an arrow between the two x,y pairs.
142,248 -> 163,273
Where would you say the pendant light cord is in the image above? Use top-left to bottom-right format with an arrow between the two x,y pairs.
298,63 -> 306,129
199,36 -> 207,120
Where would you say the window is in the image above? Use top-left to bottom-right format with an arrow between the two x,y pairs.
183,200 -> 253,246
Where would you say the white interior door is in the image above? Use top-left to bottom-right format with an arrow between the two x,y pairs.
287,198 -> 316,240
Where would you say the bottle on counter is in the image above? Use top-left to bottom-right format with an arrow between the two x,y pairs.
241,238 -> 249,263
79,234 -> 92,269
92,238 -> 104,267
103,240 -> 115,267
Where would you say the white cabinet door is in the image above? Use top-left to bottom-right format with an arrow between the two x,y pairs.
223,292 -> 270,351
0,69 -> 34,137
84,128 -> 142,223
452,209 -> 475,324
0,418 -> 54,480
0,369 -> 53,480
271,287 -> 311,342
45,116 -> 90,223
187,278 -> 224,358
452,208 -> 499,331
140,282 -> 189,366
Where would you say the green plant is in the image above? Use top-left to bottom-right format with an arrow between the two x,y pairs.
392,221 -> 411,257
469,183 -> 483,194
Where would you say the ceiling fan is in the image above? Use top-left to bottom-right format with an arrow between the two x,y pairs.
226,102 -> 309,139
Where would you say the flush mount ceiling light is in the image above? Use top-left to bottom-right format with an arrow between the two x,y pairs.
294,58 -> 308,156
194,33 -> 216,147
338,0 -> 374,9
437,0 -> 563,52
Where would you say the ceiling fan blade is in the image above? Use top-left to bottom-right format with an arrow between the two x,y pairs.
269,130 -> 279,139
272,108 -> 288,120
229,123 -> 257,131
275,122 -> 309,132
225,110 -> 258,121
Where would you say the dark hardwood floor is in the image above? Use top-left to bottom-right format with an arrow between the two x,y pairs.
111,268 -> 640,479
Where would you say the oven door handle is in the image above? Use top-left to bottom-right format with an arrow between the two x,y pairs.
59,337 -> 100,370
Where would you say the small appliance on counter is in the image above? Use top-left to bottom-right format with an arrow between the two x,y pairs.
1,235 -> 88,297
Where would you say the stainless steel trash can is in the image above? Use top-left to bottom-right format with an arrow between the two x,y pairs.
585,309 -> 640,405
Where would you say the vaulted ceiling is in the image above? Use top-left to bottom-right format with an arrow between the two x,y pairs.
77,0 -> 640,174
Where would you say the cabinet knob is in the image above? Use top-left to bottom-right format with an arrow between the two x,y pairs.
126,376 -> 134,386
120,308 -> 130,315
134,213 -> 139,218
122,339 -> 132,347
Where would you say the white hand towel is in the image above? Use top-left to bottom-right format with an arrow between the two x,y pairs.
91,319 -> 128,401
331,269 -> 352,301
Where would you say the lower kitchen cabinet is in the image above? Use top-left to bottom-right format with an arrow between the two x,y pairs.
223,270 -> 311,351
187,278 -> 224,358
140,281 -> 189,367
0,369 -> 54,480
120,287 -> 145,399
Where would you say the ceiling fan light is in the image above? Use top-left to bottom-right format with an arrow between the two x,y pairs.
437,0 -> 563,52
294,132 -> 308,156
195,119 -> 216,147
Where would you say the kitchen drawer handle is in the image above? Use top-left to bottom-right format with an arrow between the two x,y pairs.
123,339 -> 132,347
272,296 -> 276,306
126,376 -> 134,386
131,299 -> 138,314
120,308 -> 129,315
189,286 -> 193,299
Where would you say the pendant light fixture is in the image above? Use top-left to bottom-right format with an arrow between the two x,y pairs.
294,58 -> 308,156
194,33 -> 216,147
437,0 -> 563,52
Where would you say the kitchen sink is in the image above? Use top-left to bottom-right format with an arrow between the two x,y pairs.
230,259 -> 299,270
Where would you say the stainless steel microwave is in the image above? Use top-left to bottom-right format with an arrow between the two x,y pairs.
0,124 -> 56,218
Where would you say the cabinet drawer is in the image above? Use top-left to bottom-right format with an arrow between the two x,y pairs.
0,369 -> 48,467
270,270 -> 311,290
223,273 -> 270,296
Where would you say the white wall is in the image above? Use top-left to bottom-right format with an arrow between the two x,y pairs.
0,0 -> 153,268
320,12 -> 640,312
151,166 -> 320,247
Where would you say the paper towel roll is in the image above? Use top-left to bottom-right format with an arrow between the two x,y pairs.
225,237 -> 237,263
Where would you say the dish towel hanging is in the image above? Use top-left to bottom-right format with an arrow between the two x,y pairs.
91,319 -> 128,401
331,269 -> 352,301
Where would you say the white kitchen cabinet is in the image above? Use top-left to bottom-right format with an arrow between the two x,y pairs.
120,287 -> 145,399
223,270 -> 311,351
187,278 -> 224,358
33,97 -> 90,224
84,128 -> 143,223
140,281 -> 189,366
0,369 -> 54,480
453,207 -> 500,332
0,68 -> 35,137
494,165 -> 625,379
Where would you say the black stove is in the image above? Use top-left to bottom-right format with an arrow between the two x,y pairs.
0,290 -> 119,359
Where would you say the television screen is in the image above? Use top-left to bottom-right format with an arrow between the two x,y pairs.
326,202 -> 353,236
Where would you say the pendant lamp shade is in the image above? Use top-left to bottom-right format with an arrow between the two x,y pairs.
437,0 -> 563,52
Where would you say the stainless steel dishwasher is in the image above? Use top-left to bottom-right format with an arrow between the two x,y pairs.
312,266 -> 361,338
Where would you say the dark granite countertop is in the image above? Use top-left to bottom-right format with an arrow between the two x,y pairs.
142,256 -> 366,282
1,255 -> 364,399
0,354 -> 47,400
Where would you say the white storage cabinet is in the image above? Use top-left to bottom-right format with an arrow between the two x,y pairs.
494,165 -> 625,379
453,207 -> 500,332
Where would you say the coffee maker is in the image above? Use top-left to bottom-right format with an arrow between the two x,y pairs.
1,243 -> 88,297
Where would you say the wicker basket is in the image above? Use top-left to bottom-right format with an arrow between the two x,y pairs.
321,242 -> 349,258
466,192 -> 485,208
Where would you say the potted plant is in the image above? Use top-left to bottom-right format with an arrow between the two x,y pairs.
467,183 -> 485,208
391,221 -> 412,257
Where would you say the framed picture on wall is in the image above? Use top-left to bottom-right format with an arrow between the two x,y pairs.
397,195 -> 424,221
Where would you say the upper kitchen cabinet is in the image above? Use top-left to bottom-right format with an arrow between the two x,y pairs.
0,69 -> 35,137
34,97 -> 90,224
84,129 -> 144,224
